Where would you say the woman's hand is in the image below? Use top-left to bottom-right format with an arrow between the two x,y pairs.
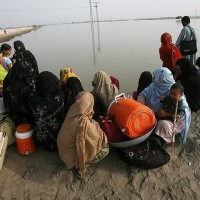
156,109 -> 171,118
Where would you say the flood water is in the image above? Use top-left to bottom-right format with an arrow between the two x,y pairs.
4,19 -> 200,94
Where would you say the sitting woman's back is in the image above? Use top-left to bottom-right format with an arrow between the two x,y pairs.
91,71 -> 119,119
133,71 -> 152,100
3,40 -> 39,126
63,77 -> 84,114
175,58 -> 200,112
57,91 -> 109,178
29,71 -> 64,152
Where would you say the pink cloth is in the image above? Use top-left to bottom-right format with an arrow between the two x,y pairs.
154,118 -> 185,143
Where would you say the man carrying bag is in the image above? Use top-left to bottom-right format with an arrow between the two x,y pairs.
176,16 -> 197,65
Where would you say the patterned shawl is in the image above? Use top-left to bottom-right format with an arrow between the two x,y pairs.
3,42 -> 39,125
29,71 -> 64,151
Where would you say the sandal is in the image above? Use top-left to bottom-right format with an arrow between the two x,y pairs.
72,168 -> 89,180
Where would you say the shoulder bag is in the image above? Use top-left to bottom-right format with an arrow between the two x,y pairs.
180,26 -> 197,55
117,136 -> 170,169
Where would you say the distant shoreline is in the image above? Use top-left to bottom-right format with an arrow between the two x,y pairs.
44,16 -> 200,25
1,16 -> 199,43
0,25 -> 41,43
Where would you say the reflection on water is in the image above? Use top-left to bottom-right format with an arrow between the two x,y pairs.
5,19 -> 200,93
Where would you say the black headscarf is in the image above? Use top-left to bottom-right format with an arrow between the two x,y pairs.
12,40 -> 26,61
137,71 -> 153,95
176,58 -> 200,112
63,77 -> 84,114
36,71 -> 59,99
176,58 -> 198,81
14,40 -> 26,52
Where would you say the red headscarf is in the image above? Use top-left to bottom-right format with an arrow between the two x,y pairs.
159,32 -> 182,73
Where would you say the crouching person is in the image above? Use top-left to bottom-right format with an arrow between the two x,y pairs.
57,91 -> 109,179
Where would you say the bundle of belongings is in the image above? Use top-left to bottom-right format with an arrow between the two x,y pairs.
0,94 -> 16,170
98,93 -> 170,169
0,131 -> 8,170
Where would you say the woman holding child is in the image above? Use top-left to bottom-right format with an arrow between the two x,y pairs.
137,67 -> 191,144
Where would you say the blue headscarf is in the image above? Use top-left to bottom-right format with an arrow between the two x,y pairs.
139,67 -> 191,144
140,67 -> 175,112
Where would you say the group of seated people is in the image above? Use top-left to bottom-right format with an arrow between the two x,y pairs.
0,39 -> 200,178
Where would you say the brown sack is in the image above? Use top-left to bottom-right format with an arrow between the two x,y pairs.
0,114 -> 16,145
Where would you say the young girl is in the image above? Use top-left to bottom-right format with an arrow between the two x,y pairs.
155,83 -> 185,144
0,43 -> 12,71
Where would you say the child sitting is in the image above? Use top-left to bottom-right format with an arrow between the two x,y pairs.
154,83 -> 185,144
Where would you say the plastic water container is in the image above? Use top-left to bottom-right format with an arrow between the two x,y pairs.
15,124 -> 36,155
108,93 -> 156,139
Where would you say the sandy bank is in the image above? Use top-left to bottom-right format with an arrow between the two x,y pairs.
0,26 -> 40,43
0,110 -> 200,199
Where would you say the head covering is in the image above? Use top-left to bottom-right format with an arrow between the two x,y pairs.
161,32 -> 172,47
176,58 -> 200,113
59,67 -> 80,90
110,76 -> 120,90
36,71 -> 59,99
92,71 -> 119,107
12,40 -> 39,83
159,33 -> 182,71
14,40 -> 26,52
63,77 -> 84,113
12,40 -> 26,60
137,71 -> 152,95
176,58 -> 198,80
57,91 -> 107,175
139,67 -> 191,144
140,67 -> 175,113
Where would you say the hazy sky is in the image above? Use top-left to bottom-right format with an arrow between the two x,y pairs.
0,0 -> 200,27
